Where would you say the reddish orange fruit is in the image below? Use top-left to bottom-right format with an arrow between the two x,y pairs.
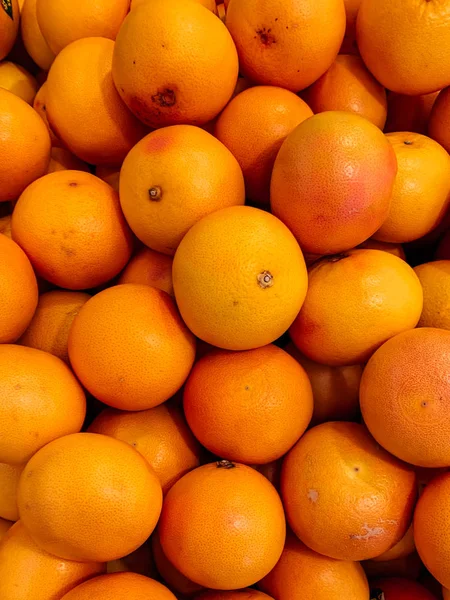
0,0 -> 19,61
370,577 -> 439,600
60,573 -> 177,600
118,247 -> 174,296
414,261 -> 450,330
197,592 -> 273,600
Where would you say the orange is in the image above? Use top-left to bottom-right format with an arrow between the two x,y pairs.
370,578 -> 439,600
281,422 -> 417,561
0,521 -> 105,600
47,148 -> 89,173
33,82 -> 60,146
0,88 -> 51,202
118,247 -> 174,296
131,0 -> 217,11
60,573 -> 177,600
226,0 -> 345,92
360,328 -> 450,468
356,238 -> 406,259
0,0 -> 19,60
112,0 -> 238,127
372,524 -> 415,562
18,290 -> 91,363
340,0 -> 362,54
251,460 -> 282,490
414,261 -> 450,330
290,250 -> 423,366
0,61 -> 37,104
46,37 -> 147,166
0,214 -> 12,237
271,111 -> 397,255
356,0 -> 450,95
385,91 -> 439,134
303,55 -> 387,129
159,461 -> 286,589
18,432 -> 163,562
198,592 -> 273,600
95,165 -> 120,192
0,462 -> 23,521
445,588 -> 450,600
428,87 -> 450,155
183,345 -> 313,464
20,0 -> 54,70
0,234 -> 38,343
88,402 -> 201,494
0,518 -> 13,542
68,284 -> 196,411
259,532 -> 369,600
217,2 -> 225,19
119,125 -> 245,255
36,0 -> 129,55
214,86 -> 313,205
173,206 -> 307,350
11,170 -> 133,290
285,343 -> 362,425
373,133 -> 450,243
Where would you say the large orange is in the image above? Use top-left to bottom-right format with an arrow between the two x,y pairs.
428,87 -> 450,155
131,0 -> 217,10
414,261 -> 450,330
118,247 -> 174,296
0,462 -> 23,521
0,345 -> 85,465
0,234 -> 38,343
370,578 -> 439,600
356,0 -> 450,95
214,86 -> 312,205
373,133 -> 450,243
0,61 -> 38,104
198,592 -> 273,600
226,0 -> 345,92
183,345 -> 313,464
159,461 -> 286,589
60,573 -> 177,600
88,401 -> 201,494
11,170 -> 133,290
259,532 -> 369,600
68,284 -> 196,411
173,206 -> 307,350
20,0 -> 54,70
0,0 -> 19,60
119,125 -> 245,255
360,328 -> 450,468
271,111 -> 397,255
0,88 -> 51,202
18,433 -> 163,562
112,0 -> 238,127
0,521 -> 105,600
281,422 -> 417,561
385,91 -> 439,134
290,249 -> 423,366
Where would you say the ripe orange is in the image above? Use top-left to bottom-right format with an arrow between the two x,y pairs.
0,0 -> 19,60
0,61 -> 38,104
18,432 -> 163,562
0,234 -> 38,343
0,88 -> 51,202
20,0 -> 54,70
118,247 -> 174,296
360,328 -> 450,468
183,345 -> 313,464
119,125 -> 245,255
271,111 -> 397,255
357,0 -> 450,95
385,91 -> 439,134
32,82 -> 60,146
414,261 -> 450,330
371,524 -> 415,562
47,148 -> 89,174
173,206 -> 307,350
0,521 -> 105,600
303,55 -> 387,129
259,532 -> 369,600
60,573 -> 177,600
11,170 -> 133,290
159,461 -> 286,589
95,165 -> 120,192
356,238 -> 406,260
198,592 -> 273,600
88,402 -> 201,494
226,0 -> 345,92
370,578 -> 439,600
0,462 -> 23,521
112,0 -> 238,127
214,86 -> 312,205
68,284 -> 196,411
132,0 -> 217,10
281,422 -> 417,561
428,87 -> 450,155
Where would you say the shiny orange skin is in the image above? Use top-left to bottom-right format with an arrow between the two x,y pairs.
11,170 -> 133,290
20,0 -> 55,70
385,91 -> 439,134
118,247 -> 174,296
159,462 -> 286,590
0,521 -> 105,600
414,261 -> 450,330
281,422 -> 417,561
214,86 -> 312,205
69,284 -> 196,411
198,592 -> 273,600
0,345 -> 86,465
0,462 -> 23,521
271,111 -> 397,255
428,87 -> 450,155
0,234 -> 38,343
360,328 -> 450,468
0,0 -> 19,60
371,578 -> 439,600
61,573 -> 177,600
226,0 -> 345,92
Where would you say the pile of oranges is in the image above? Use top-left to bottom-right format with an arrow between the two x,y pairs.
2,0 -> 450,598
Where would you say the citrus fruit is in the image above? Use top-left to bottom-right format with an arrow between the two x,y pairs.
0,215 -> 12,238
0,61 -> 37,104
0,462 -> 23,521
356,238 -> 406,260
118,247 -> 174,296
340,0 -> 361,54
428,87 -> 450,155
370,577 -> 439,600
0,518 -> 12,542
414,261 -> 450,330
107,542 -> 156,578
60,573 -> 177,600
385,91 -> 439,134
198,592 -> 273,600
363,552 -> 423,581
131,0 -> 217,11
371,524 -> 415,562
47,148 -> 89,173
95,165 -> 120,192
20,0 -> 54,70
32,81 -> 60,146
0,0 -> 19,60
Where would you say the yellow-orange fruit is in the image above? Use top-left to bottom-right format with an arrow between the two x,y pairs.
198,592 -> 273,600
20,0 -> 54,70
47,148 -> 89,173
414,261 -> 450,330
385,91 -> 439,134
60,573 -> 177,600
0,61 -> 37,104
118,247 -> 174,296
32,82 -> 60,146
356,238 -> 406,260
0,0 -> 19,60
132,0 -> 217,10
0,462 -> 23,521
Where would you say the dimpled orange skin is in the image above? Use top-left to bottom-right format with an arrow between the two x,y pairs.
259,532 -> 369,600
271,112 -> 397,255
18,433 -> 163,563
159,462 -> 286,590
0,0 -> 19,60
214,86 -> 312,205
0,235 -> 38,344
414,261 -> 450,330
88,402 -> 201,494
360,328 -> 450,468
68,284 -> 196,411
61,573 -> 177,600
0,345 -> 86,465
173,206 -> 307,351
0,88 -> 51,202
20,0 -> 55,70
226,0 -> 345,92
197,591 -> 274,600
112,0 -> 238,128
0,462 -> 23,521
119,126 -> 245,255
281,422 -> 417,561
118,247 -> 174,296
290,250 -> 423,366
385,91 -> 439,134
46,37 -> 147,166
11,170 -> 133,291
